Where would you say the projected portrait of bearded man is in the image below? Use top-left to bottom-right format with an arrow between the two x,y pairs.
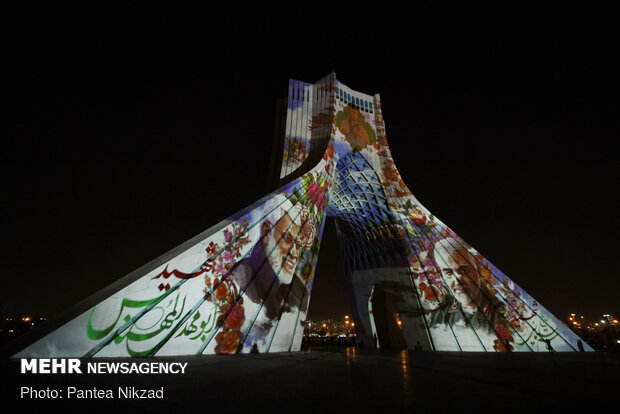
233,192 -> 315,343
429,238 -> 506,337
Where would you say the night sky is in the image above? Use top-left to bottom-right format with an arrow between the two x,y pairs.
2,8 -> 618,324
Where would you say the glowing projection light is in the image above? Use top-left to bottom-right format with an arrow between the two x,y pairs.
13,73 -> 593,358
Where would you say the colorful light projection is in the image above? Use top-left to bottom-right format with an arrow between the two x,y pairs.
15,74 -> 591,357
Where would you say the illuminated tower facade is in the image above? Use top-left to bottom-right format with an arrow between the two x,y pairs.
14,73 -> 591,357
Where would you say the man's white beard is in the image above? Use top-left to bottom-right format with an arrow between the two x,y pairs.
453,290 -> 477,314
266,235 -> 295,284
443,277 -> 469,310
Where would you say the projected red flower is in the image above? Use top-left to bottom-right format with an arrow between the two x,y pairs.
224,304 -> 245,331
215,331 -> 242,354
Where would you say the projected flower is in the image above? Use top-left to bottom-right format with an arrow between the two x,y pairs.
381,159 -> 399,182
322,142 -> 334,161
215,330 -> 243,354
214,282 -> 229,300
296,172 -> 330,215
224,304 -> 245,331
307,182 -> 326,213
409,208 -> 427,225
203,218 -> 251,354
211,220 -> 250,278
298,207 -> 316,248
336,106 -> 376,151
493,323 -> 514,352
283,136 -> 308,163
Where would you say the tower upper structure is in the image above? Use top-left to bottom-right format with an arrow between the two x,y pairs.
12,74 -> 591,357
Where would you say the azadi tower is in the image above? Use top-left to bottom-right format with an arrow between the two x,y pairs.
14,73 -> 591,357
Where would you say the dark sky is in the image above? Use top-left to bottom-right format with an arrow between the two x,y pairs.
2,8 -> 618,323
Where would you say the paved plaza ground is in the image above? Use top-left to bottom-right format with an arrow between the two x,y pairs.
2,348 -> 619,412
